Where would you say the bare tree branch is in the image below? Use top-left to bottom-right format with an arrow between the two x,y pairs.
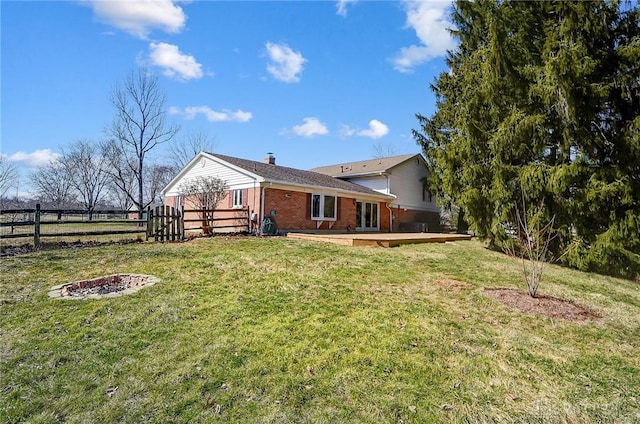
29,159 -> 76,209
0,156 -> 19,200
505,192 -> 560,297
104,68 -> 180,219
179,176 -> 228,234
371,141 -> 398,159
60,140 -> 111,219
169,130 -> 216,172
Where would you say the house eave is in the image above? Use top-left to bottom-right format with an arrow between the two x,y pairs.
262,180 -> 396,201
162,152 -> 266,195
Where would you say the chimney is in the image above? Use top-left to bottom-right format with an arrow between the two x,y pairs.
264,152 -> 276,165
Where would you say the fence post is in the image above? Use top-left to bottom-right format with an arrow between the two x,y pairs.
179,205 -> 185,240
34,204 -> 41,248
146,207 -> 152,241
166,206 -> 171,241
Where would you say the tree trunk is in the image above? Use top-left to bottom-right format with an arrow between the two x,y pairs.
456,209 -> 469,233
138,156 -> 144,223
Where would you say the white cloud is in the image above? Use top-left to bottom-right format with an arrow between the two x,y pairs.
149,42 -> 203,81
357,120 -> 389,139
341,120 -> 390,139
89,0 -> 186,39
265,42 -> 307,83
339,125 -> 356,137
169,106 -> 253,123
336,0 -> 357,17
7,149 -> 60,168
291,118 -> 329,137
392,1 -> 455,73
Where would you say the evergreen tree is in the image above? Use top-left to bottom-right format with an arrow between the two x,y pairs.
414,0 -> 640,278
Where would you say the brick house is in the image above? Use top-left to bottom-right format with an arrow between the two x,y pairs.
311,154 -> 441,232
163,152 -> 396,233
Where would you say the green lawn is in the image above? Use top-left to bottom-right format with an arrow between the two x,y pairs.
1,238 -> 639,423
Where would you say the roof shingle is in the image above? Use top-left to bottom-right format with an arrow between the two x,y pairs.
211,153 -> 392,198
310,153 -> 419,177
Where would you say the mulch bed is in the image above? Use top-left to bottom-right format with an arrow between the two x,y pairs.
485,287 -> 601,322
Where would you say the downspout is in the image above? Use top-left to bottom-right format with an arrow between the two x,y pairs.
260,182 -> 272,225
253,179 -> 257,212
385,174 -> 392,232
260,184 -> 266,226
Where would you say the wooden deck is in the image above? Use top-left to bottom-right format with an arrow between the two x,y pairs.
286,232 -> 472,247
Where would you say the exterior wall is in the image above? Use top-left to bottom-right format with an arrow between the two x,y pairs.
390,206 -> 441,233
379,203 -> 391,232
262,188 -> 390,232
345,175 -> 389,194
164,189 -> 258,234
339,157 -> 441,232
168,188 -> 393,233
387,157 -> 439,213
164,155 -> 258,197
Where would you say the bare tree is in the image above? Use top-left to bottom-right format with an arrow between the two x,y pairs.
29,159 -> 75,209
178,176 -> 228,234
0,156 -> 19,200
106,179 -> 134,212
61,140 -> 111,220
371,141 -> 398,159
146,164 -> 175,206
104,68 -> 180,220
169,130 -> 216,172
505,194 -> 559,298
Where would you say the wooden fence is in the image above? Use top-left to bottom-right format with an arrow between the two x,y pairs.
0,204 -> 145,247
1,204 -> 251,247
182,207 -> 251,235
146,205 -> 183,242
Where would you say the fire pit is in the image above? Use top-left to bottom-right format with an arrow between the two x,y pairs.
48,274 -> 159,300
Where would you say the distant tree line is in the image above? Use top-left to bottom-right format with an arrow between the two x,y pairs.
1,68 -> 216,218
414,0 -> 640,278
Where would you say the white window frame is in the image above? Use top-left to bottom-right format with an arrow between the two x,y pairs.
232,189 -> 243,208
311,193 -> 337,221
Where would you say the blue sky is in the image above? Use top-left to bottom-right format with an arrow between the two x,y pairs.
2,0 -> 455,191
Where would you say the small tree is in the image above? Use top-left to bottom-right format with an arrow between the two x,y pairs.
178,176 -> 227,234
0,156 -> 19,201
505,195 -> 558,298
371,141 -> 397,159
29,159 -> 76,210
145,164 -> 175,206
60,140 -> 111,220
169,130 -> 216,172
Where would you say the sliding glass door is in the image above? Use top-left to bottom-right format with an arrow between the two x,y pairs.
356,201 -> 378,231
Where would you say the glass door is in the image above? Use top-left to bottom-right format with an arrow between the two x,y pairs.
356,201 -> 378,231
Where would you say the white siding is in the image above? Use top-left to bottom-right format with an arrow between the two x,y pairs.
165,155 -> 258,196
345,176 -> 389,194
387,157 -> 439,212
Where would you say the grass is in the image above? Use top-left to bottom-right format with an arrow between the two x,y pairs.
1,237 -> 639,423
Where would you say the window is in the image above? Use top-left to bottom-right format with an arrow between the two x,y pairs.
422,186 -> 432,202
311,194 -> 337,220
232,189 -> 243,208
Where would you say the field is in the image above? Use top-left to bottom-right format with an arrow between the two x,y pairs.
1,237 -> 639,423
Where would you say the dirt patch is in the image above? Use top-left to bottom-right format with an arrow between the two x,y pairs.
0,239 -> 143,257
485,288 -> 601,322
435,279 -> 473,292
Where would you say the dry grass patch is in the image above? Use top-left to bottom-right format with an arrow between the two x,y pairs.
435,278 -> 473,292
